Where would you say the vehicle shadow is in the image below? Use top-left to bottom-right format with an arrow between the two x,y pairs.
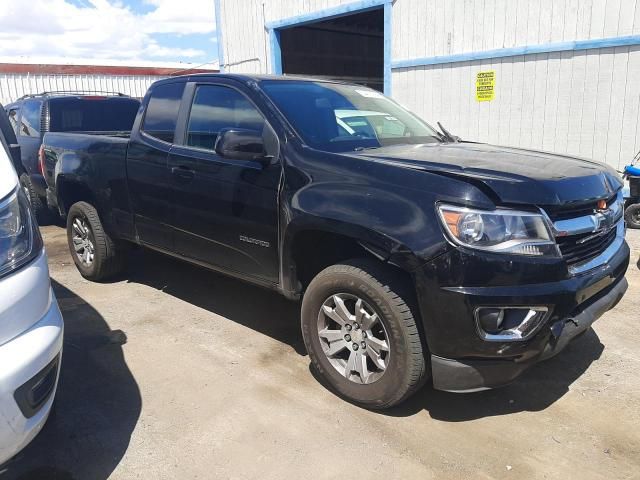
382,328 -> 604,420
124,247 -> 604,420
1,280 -> 141,480
123,248 -> 306,355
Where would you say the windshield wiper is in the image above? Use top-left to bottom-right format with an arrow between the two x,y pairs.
437,121 -> 459,143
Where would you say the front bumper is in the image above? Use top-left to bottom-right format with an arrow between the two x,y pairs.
431,275 -> 627,392
0,294 -> 64,465
417,233 -> 630,393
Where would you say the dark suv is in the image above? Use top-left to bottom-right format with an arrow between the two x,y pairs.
4,92 -> 140,222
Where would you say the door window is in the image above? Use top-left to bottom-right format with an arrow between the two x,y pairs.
7,108 -> 19,135
141,82 -> 185,143
185,85 -> 265,152
19,100 -> 41,137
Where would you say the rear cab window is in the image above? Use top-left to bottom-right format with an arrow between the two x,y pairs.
141,82 -> 186,143
48,97 -> 140,132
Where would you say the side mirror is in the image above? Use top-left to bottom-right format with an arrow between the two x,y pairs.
215,128 -> 270,162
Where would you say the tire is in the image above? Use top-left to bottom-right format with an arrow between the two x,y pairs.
301,259 -> 428,409
625,203 -> 640,229
19,173 -> 53,225
66,201 -> 125,281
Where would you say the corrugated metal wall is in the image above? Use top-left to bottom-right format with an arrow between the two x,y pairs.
0,73 -> 166,105
392,0 -> 640,170
220,0 -> 640,169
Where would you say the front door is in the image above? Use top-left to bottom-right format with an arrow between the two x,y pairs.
168,82 -> 281,284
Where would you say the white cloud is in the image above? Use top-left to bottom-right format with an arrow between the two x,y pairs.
141,0 -> 215,35
0,0 -> 216,62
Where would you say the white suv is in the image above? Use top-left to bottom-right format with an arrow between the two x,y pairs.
0,126 -> 64,465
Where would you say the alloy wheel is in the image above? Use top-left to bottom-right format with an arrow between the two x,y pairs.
71,217 -> 95,266
317,293 -> 390,384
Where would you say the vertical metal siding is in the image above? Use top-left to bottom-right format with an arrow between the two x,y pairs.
393,43 -> 640,169
391,0 -> 640,169
0,73 -> 166,105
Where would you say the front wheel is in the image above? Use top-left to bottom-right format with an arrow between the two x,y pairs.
301,259 -> 428,409
625,202 -> 640,229
66,201 -> 125,281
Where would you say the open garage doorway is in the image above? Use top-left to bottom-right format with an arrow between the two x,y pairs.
279,9 -> 383,91
268,2 -> 391,94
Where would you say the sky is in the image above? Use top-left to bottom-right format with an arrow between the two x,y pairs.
0,0 -> 218,66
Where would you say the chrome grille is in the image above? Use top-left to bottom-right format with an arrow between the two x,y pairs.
545,191 -> 625,274
556,227 -> 618,267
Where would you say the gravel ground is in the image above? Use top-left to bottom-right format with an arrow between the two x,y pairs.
2,226 -> 639,480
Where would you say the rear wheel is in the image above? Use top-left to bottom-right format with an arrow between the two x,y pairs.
19,173 -> 53,224
66,201 -> 125,281
301,259 -> 427,409
625,203 -> 640,229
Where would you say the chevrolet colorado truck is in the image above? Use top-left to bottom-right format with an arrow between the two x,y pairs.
46,74 -> 629,408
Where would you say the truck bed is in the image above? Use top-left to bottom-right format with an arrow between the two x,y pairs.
41,131 -> 132,228
42,131 -> 130,188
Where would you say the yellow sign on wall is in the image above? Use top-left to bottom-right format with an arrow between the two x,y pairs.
476,70 -> 495,102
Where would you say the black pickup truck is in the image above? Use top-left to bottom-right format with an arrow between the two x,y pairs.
46,74 -> 629,408
4,92 -> 140,222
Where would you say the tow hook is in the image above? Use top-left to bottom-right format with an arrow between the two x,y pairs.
566,317 -> 579,328
550,317 -> 578,339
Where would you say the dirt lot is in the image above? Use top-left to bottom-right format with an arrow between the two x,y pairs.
1,226 -> 639,480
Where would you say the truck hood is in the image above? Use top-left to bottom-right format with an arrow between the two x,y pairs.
350,142 -> 622,206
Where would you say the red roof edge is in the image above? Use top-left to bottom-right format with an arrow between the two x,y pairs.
0,63 -> 219,76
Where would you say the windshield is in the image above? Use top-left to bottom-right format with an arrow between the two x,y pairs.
48,97 -> 140,132
260,80 -> 441,152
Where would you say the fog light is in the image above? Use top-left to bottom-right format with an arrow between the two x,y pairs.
475,306 -> 549,341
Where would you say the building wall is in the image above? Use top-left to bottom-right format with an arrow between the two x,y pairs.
218,0 -> 640,169
392,0 -> 640,170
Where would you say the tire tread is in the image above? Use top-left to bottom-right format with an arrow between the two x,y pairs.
67,201 -> 125,281
304,259 -> 428,409
20,173 -> 53,224
625,203 -> 640,229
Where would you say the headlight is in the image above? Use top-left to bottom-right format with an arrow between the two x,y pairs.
437,204 -> 559,256
0,188 -> 43,278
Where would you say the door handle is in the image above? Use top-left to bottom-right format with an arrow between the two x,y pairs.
171,166 -> 195,181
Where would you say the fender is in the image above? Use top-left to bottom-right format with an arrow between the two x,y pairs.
279,180 -> 453,297
48,132 -> 130,236
275,139 -> 498,298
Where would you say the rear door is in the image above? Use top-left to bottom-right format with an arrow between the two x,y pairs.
167,81 -> 281,283
127,81 -> 185,250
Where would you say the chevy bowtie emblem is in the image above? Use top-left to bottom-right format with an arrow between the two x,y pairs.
596,199 -> 607,211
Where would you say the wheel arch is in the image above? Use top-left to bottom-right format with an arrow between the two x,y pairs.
281,218 -> 423,298
57,177 -> 98,217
